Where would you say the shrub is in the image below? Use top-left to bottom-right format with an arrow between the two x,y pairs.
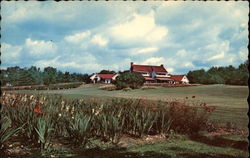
115,72 -> 144,89
0,116 -> 23,151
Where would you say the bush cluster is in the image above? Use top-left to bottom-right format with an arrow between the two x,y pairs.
1,93 -> 214,152
115,72 -> 144,90
1,82 -> 83,91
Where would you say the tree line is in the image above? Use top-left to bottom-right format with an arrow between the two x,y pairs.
187,60 -> 248,85
0,66 -> 91,86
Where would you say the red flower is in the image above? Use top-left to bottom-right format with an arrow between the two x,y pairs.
34,107 -> 43,114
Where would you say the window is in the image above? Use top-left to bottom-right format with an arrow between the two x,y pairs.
157,73 -> 166,75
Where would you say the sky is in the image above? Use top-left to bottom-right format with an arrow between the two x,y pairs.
1,1 -> 248,74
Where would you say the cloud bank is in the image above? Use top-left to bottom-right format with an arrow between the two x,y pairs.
1,1 -> 248,74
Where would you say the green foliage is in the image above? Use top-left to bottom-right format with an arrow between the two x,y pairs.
0,116 -> 22,150
187,60 -> 248,85
66,113 -> 92,146
2,93 -> 214,152
35,117 -> 54,150
99,70 -> 116,74
1,66 -> 91,86
115,72 -> 144,89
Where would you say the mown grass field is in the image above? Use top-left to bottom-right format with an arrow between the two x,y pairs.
8,84 -> 248,158
17,84 -> 249,129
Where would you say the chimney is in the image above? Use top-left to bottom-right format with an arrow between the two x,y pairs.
160,64 -> 164,67
130,62 -> 134,72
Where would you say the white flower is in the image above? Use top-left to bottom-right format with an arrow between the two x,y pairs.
30,95 -> 34,100
66,106 -> 70,112
61,100 -> 65,106
58,113 -> 62,117
71,107 -> 75,114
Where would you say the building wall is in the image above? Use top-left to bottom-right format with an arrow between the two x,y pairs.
181,76 -> 189,84
155,73 -> 169,78
90,74 -> 101,83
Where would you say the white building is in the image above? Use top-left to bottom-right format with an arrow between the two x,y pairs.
90,73 -> 119,84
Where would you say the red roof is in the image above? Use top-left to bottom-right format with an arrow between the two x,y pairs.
169,75 -> 185,82
132,64 -> 168,73
98,74 -> 116,79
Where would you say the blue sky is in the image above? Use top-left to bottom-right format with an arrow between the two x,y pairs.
1,1 -> 248,74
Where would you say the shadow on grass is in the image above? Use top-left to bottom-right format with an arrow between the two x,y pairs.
74,147 -> 171,158
179,152 -> 245,158
189,135 -> 248,151
169,147 -> 246,158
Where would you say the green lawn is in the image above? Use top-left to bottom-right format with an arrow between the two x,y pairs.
17,84 -> 248,129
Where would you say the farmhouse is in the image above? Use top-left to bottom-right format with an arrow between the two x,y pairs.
130,62 -> 189,84
170,75 -> 189,84
130,62 -> 174,83
90,73 -> 118,84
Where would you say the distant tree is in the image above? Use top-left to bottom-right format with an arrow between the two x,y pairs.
99,70 -> 116,74
115,71 -> 144,89
187,69 -> 206,84
82,74 -> 91,83
43,67 -> 58,85
236,60 -> 248,85
6,66 -> 22,86
56,71 -> 65,83
187,60 -> 248,85
0,70 -> 8,86
63,72 -> 71,83
27,66 -> 43,85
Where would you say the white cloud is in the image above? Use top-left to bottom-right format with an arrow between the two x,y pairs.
110,11 -> 168,43
34,53 -> 103,73
167,67 -> 174,73
176,49 -> 187,57
141,57 -> 165,65
64,31 -> 91,44
1,43 -> 22,64
1,2 -> 248,74
238,47 -> 248,62
90,34 -> 108,47
134,47 -> 158,55
207,51 -> 225,61
183,62 -> 195,68
25,38 -> 57,57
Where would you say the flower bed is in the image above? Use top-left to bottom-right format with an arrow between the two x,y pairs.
1,92 -> 215,152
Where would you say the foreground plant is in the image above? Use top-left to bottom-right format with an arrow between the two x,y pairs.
0,116 -> 23,150
66,112 -> 92,146
35,117 -> 54,150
